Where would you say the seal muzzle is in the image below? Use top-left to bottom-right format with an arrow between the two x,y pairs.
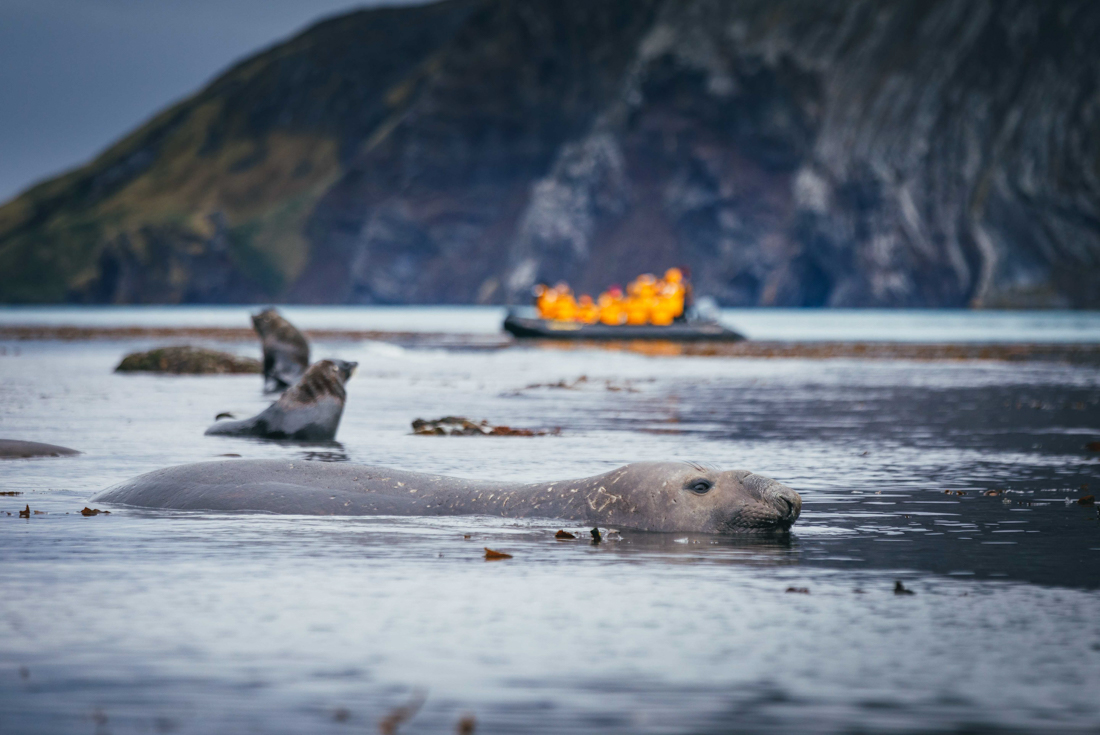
741,473 -> 802,530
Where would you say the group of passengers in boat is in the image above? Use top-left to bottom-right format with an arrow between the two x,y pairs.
533,268 -> 692,326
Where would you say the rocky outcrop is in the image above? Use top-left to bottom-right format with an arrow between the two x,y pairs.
115,346 -> 261,374
1,0 -> 1097,307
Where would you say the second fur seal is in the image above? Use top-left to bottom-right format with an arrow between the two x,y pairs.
252,308 -> 310,392
206,359 -> 357,441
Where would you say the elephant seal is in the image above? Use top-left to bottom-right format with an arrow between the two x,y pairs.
0,439 -> 81,459
205,359 -> 357,441
252,308 -> 310,392
93,460 -> 801,533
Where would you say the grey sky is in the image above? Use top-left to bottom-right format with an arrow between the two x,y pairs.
0,0 -> 425,203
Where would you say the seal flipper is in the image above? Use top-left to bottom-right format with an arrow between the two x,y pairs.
204,414 -> 263,437
204,401 -> 343,441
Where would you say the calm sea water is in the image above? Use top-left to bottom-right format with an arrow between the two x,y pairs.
2,305 -> 1100,342
2,309 -> 1100,733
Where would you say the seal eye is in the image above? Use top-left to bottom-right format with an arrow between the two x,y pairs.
687,479 -> 712,495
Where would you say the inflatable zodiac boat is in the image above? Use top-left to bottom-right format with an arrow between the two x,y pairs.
503,310 -> 745,342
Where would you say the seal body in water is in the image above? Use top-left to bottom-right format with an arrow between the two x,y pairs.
0,439 -> 80,459
94,460 -> 801,533
205,360 -> 357,441
252,308 -> 310,392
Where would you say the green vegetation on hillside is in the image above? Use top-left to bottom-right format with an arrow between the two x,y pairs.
0,0 -> 478,303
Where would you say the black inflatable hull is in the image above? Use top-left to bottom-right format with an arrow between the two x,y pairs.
503,314 -> 744,341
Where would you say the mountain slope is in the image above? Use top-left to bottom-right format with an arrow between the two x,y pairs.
0,0 -> 480,302
2,0 -> 1098,307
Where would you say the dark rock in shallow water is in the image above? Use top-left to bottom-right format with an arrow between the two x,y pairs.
115,346 -> 261,374
1,0 -> 1098,308
0,439 -> 81,459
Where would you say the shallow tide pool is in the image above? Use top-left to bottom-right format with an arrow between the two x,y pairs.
2,337 -> 1100,733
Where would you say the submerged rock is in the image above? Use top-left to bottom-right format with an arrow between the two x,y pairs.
115,346 -> 261,375
0,439 -> 81,459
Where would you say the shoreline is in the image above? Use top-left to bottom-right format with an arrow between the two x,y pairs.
2,325 -> 1099,363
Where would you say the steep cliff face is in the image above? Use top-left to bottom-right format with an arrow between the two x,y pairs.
295,0 -> 661,304
2,0 -> 1097,307
502,0 -> 1100,308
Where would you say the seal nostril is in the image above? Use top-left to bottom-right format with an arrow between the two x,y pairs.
775,495 -> 799,521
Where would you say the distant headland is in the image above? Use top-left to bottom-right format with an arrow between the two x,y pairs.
1,0 -> 1097,308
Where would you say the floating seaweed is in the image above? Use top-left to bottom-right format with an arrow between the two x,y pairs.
412,417 -> 559,437
378,690 -> 425,735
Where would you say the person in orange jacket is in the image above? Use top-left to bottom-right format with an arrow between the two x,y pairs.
660,268 -> 686,321
650,286 -> 676,325
576,294 -> 599,324
624,278 -> 651,325
598,286 -> 626,325
533,283 -> 553,319
676,266 -> 694,321
552,282 -> 578,322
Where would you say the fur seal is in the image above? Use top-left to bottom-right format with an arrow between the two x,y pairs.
252,308 -> 310,392
205,359 -> 357,441
94,460 -> 801,533
0,439 -> 81,459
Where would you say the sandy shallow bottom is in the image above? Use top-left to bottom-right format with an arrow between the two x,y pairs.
2,338 -> 1099,734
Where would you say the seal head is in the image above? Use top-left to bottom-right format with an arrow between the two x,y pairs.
252,308 -> 310,392
586,462 -> 801,532
205,359 -> 357,441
